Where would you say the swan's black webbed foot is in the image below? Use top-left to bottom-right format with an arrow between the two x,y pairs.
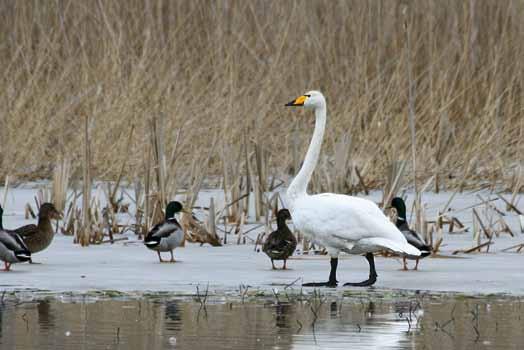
303,280 -> 338,288
302,257 -> 338,288
343,253 -> 377,287
343,274 -> 377,287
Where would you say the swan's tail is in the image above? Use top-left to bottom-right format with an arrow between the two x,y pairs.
360,237 -> 421,256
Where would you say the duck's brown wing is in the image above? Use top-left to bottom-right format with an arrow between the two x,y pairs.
14,224 -> 38,238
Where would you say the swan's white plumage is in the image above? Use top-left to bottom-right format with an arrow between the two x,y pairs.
285,90 -> 420,258
291,193 -> 420,256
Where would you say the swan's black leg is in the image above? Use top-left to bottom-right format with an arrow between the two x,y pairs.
303,257 -> 338,287
344,253 -> 377,287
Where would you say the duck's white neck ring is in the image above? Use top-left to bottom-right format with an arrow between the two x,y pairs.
286,104 -> 326,207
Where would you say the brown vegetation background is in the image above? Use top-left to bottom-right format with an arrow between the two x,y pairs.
1,0 -> 523,191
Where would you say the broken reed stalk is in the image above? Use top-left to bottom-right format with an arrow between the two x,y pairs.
164,127 -> 182,201
403,6 -> 422,232
404,7 -> 417,194
78,114 -> 92,246
52,156 -> 71,213
133,178 -> 145,238
254,140 -> 269,221
434,113 -> 453,193
208,197 -> 216,240
144,142 -> 152,235
149,115 -> 167,209
383,160 -> 407,208
333,133 -> 351,194
2,175 -> 9,209
109,124 -> 135,210
242,132 -> 252,218
185,134 -> 218,210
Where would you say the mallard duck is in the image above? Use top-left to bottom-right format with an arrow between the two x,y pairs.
13,203 -> 61,263
0,231 -> 31,270
0,211 -> 31,271
263,209 -> 297,270
144,201 -> 185,263
0,204 -> 32,270
389,197 -> 431,270
285,91 -> 420,287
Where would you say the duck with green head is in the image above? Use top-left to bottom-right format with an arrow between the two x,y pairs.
389,197 -> 432,270
144,201 -> 186,263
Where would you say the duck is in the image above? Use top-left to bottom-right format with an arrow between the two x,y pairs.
144,201 -> 185,263
389,197 -> 431,270
263,209 -> 297,270
13,203 -> 61,263
0,205 -> 32,270
285,91 -> 420,287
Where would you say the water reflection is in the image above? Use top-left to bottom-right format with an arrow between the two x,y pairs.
0,295 -> 521,349
37,300 -> 54,331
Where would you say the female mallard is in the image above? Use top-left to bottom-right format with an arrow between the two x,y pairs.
13,203 -> 61,263
0,206 -> 32,270
144,201 -> 185,263
263,209 -> 297,270
389,197 -> 431,270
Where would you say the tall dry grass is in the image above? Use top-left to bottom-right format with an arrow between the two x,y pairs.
1,0 -> 524,192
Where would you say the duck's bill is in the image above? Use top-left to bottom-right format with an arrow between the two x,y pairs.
285,95 -> 307,106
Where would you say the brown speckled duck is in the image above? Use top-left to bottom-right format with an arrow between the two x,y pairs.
263,209 -> 297,270
13,203 -> 61,263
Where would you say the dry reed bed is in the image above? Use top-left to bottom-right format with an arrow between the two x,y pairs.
0,1 -> 524,193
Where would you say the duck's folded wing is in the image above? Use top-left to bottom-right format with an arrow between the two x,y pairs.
402,228 -> 428,248
147,221 -> 182,239
0,230 -> 27,251
14,224 -> 38,238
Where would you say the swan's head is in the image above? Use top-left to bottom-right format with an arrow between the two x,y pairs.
285,90 -> 325,110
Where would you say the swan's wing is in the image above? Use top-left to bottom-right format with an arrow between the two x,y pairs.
293,194 -> 420,256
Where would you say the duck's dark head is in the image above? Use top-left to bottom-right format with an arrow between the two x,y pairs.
390,197 -> 407,222
39,203 -> 62,220
165,201 -> 184,220
277,209 -> 291,221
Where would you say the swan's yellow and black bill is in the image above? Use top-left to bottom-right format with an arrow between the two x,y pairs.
285,95 -> 307,107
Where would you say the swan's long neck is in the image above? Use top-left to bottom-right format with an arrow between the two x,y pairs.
287,104 -> 326,206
